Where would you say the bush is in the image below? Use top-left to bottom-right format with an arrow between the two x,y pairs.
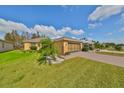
115,45 -> 122,51
82,44 -> 90,51
38,38 -> 58,65
30,46 -> 37,50
89,45 -> 94,50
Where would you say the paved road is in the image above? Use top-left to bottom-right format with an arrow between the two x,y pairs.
64,52 -> 124,67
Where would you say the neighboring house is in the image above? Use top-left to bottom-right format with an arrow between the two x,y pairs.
23,38 -> 42,50
81,39 -> 94,48
0,39 -> 14,52
23,37 -> 83,55
81,39 -> 94,45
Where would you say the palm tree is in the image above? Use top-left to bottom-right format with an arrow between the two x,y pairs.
38,38 -> 58,65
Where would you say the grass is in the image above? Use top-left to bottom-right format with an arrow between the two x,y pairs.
0,50 -> 33,64
97,51 -> 124,57
0,51 -> 124,88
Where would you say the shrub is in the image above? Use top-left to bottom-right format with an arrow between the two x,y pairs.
89,45 -> 94,50
38,38 -> 58,65
82,44 -> 90,51
30,46 -> 37,50
115,45 -> 122,51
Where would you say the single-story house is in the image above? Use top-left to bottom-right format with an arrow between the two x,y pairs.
23,38 -> 41,50
0,39 -> 14,52
54,37 -> 83,54
81,40 -> 94,45
23,37 -> 83,55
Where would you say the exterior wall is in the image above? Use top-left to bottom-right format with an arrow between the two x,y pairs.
35,43 -> 41,50
24,43 -> 31,50
80,43 -> 83,50
0,41 -> 14,52
24,42 -> 41,50
63,41 -> 68,54
54,40 -> 70,55
68,43 -> 81,52
54,41 -> 63,54
23,39 -> 83,55
54,40 -> 83,55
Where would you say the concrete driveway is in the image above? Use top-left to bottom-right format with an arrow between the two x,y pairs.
64,52 -> 124,67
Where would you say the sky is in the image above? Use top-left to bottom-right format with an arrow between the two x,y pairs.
0,5 -> 124,43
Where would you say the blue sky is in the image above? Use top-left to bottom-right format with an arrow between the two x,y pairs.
0,5 -> 124,43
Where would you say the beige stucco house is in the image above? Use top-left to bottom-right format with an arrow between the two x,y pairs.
54,37 -> 83,54
23,37 -> 83,55
23,38 -> 41,50
0,39 -> 14,52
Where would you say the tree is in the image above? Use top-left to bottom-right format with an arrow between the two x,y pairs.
36,31 -> 40,38
38,38 -> 58,65
12,30 -> 22,47
4,30 -> 16,45
82,44 -> 90,51
26,32 -> 30,40
31,32 -> 41,39
4,33 -> 12,41
89,44 -> 94,50
94,41 -> 101,49
30,46 -> 37,50
4,30 -> 24,48
41,34 -> 47,38
31,33 -> 37,39
115,45 -> 122,51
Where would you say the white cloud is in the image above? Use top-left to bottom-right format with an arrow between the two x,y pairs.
71,36 -> 80,40
0,18 -> 85,38
58,27 -> 84,35
107,32 -> 113,36
0,18 -> 31,33
0,32 -> 5,39
61,5 -> 68,8
119,27 -> 124,32
33,25 -> 58,37
115,13 -> 124,25
57,27 -> 71,36
88,5 -> 124,21
88,23 -> 97,29
121,13 -> 124,19
65,27 -> 84,35
71,36 -> 77,39
34,25 -> 85,38
87,37 -> 93,41
88,23 -> 102,29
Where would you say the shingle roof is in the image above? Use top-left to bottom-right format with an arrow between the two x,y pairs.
0,39 -> 13,44
23,38 -> 43,43
81,40 -> 94,44
54,37 -> 81,43
23,37 -> 82,43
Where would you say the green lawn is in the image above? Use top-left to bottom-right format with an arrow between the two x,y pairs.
97,51 -> 124,57
0,51 -> 124,88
